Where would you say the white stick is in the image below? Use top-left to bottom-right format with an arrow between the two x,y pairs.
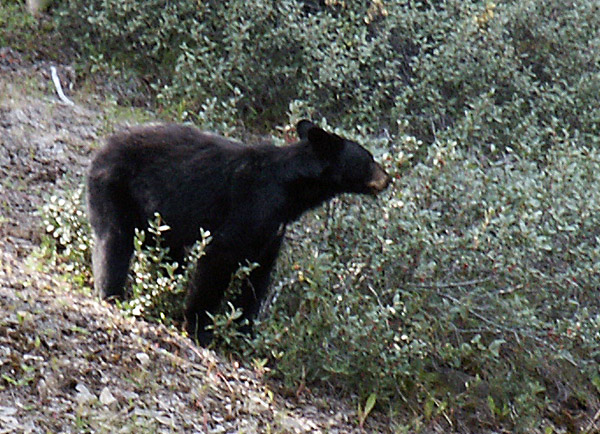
50,66 -> 74,106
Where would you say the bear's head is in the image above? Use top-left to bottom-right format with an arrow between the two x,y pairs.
297,120 -> 391,195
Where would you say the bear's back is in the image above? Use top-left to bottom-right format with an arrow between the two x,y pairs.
108,123 -> 243,156
89,123 -> 249,182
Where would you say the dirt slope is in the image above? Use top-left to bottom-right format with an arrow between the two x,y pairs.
0,57 -> 394,433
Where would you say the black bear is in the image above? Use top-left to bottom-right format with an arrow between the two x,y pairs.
87,120 -> 390,344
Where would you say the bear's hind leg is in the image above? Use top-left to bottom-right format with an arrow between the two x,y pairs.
87,170 -> 137,300
92,227 -> 134,299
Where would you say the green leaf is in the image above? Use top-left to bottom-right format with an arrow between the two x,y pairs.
592,375 -> 600,394
364,393 -> 377,417
488,339 -> 506,358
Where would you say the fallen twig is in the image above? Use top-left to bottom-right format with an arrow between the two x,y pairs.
50,66 -> 74,106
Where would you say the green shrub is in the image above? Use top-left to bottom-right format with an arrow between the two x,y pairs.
120,213 -> 211,326
253,132 -> 600,432
57,0 -> 599,152
159,1 -> 308,130
394,0 -> 600,154
55,0 -> 198,77
121,212 -> 257,346
204,261 -> 260,351
41,186 -> 92,288
0,1 -> 45,51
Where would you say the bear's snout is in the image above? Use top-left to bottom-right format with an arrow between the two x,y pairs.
366,163 -> 391,194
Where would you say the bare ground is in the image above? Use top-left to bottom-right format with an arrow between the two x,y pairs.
0,55 -> 396,433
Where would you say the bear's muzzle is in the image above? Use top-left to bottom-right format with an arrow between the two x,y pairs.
366,163 -> 391,194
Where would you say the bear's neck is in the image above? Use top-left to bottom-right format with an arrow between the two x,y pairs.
274,144 -> 337,223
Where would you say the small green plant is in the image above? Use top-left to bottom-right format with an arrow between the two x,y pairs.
1,364 -> 37,388
205,302 -> 248,351
40,190 -> 257,341
40,186 -> 92,288
121,213 -> 211,326
357,393 -> 377,429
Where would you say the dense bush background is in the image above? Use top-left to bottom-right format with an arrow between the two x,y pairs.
40,0 -> 600,431
57,0 -> 599,152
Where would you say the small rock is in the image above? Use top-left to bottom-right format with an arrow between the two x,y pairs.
280,416 -> 305,433
0,406 -> 17,417
156,415 -> 174,427
136,352 -> 150,366
99,386 -> 117,407
75,383 -> 96,405
247,394 -> 269,414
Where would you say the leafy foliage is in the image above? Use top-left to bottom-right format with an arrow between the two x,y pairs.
41,199 -> 253,345
254,132 -> 600,431
120,213 -> 211,326
41,187 -> 92,288
56,0 -> 599,152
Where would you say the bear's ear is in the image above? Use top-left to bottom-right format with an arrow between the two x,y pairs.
307,126 -> 344,158
296,119 -> 315,140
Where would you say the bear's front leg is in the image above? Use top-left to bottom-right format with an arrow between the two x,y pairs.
184,247 -> 237,346
233,231 -> 284,335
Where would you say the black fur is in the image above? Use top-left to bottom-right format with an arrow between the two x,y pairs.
87,120 -> 390,345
